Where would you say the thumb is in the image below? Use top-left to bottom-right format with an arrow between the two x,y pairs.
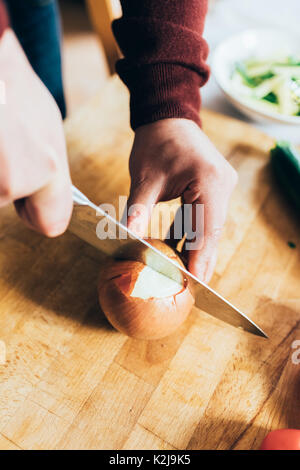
124,180 -> 161,238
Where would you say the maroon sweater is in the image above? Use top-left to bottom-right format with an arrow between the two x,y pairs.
113,0 -> 209,129
0,0 -> 209,130
0,0 -> 8,37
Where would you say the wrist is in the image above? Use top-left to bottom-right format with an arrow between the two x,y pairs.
0,29 -> 33,93
118,63 -> 204,130
134,117 -> 202,137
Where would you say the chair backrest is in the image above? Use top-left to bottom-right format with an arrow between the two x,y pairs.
86,0 -> 121,74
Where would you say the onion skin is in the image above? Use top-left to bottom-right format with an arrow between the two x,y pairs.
98,241 -> 194,340
260,429 -> 300,450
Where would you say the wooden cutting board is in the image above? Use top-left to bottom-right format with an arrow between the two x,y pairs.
0,76 -> 299,450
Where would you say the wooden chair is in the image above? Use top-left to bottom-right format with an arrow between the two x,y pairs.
86,0 -> 121,74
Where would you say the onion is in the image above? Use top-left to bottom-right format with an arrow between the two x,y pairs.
98,239 -> 194,340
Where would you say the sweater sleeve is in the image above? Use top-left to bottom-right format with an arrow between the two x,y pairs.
0,0 -> 8,38
112,0 -> 210,130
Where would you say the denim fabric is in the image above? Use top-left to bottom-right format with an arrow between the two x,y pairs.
5,0 -> 66,118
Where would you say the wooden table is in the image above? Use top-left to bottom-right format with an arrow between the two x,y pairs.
0,77 -> 299,450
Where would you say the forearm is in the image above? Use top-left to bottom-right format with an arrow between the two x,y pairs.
113,0 -> 210,130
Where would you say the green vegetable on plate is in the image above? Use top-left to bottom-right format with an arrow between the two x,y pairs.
233,57 -> 300,117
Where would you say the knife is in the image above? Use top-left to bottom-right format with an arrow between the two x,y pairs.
69,185 -> 267,338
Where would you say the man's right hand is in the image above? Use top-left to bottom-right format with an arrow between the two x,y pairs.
0,29 -> 72,237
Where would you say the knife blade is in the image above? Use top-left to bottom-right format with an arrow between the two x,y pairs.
69,185 -> 267,338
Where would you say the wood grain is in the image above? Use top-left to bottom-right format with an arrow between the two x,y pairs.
0,76 -> 299,450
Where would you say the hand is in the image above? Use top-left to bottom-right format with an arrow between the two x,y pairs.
126,118 -> 238,283
0,30 -> 72,236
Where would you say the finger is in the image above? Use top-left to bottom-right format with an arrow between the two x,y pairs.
15,176 -> 73,237
185,193 -> 228,283
0,155 -> 54,208
164,204 -> 185,251
202,247 -> 218,284
125,180 -> 161,238
14,198 -> 38,232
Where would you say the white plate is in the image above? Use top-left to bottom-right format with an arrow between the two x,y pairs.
212,29 -> 300,125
